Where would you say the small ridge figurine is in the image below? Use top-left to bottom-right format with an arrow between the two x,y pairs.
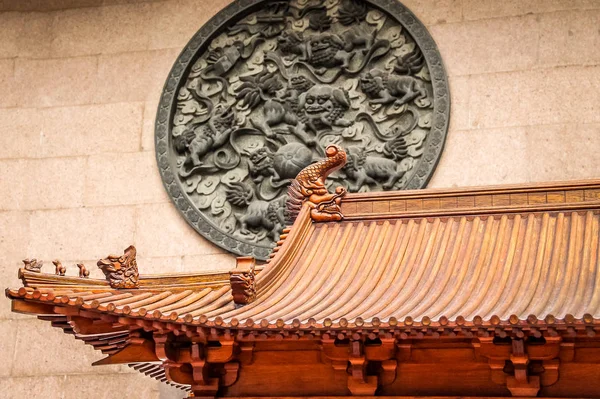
77,263 -> 90,278
53,260 -> 66,276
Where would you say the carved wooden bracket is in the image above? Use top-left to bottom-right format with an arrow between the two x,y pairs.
475,335 -> 564,397
238,341 -> 255,365
320,333 -> 398,396
155,331 -> 242,398
230,257 -> 256,305
97,245 -> 139,289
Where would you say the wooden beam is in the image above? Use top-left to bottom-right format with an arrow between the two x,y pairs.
11,300 -> 56,316
69,316 -> 129,335
93,339 -> 160,366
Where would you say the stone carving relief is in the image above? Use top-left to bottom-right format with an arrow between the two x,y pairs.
155,0 -> 450,259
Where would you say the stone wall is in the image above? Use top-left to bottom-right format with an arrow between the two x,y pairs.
0,0 -> 598,397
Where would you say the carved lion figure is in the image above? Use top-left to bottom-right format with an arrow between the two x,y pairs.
298,85 -> 352,130
343,147 -> 412,191
360,68 -> 428,107
174,105 -> 237,168
277,30 -> 307,60
248,146 -> 276,183
225,182 -> 287,241
307,32 -> 354,69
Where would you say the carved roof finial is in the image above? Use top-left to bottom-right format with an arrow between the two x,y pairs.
286,145 -> 347,223
22,258 -> 43,273
97,246 -> 139,289
230,257 -> 256,306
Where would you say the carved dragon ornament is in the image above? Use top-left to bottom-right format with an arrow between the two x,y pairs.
287,144 -> 347,223
97,245 -> 139,289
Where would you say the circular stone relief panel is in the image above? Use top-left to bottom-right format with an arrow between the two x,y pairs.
155,0 -> 450,260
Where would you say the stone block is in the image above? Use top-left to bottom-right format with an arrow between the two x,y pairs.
0,320 -> 18,376
0,157 -> 85,211
182,253 -> 236,273
0,0 -> 101,11
142,98 -> 160,152
429,15 -> 538,76
0,226 -> 31,319
537,10 -> 600,68
0,160 -> 25,211
467,66 -> 600,130
63,373 -> 161,399
462,0 -> 599,21
95,49 -> 179,104
428,126 -> 529,188
51,3 -> 156,58
524,66 -> 600,127
14,57 -> 98,108
28,206 -> 136,261
0,375 -> 65,399
148,0 -> 233,50
0,108 -> 41,159
0,210 -> 30,265
84,151 -> 169,206
16,12 -> 54,59
11,318 -> 122,377
135,203 -> 227,257
103,0 -> 166,4
0,11 -> 50,59
137,256 -> 182,274
448,76 -> 469,131
0,59 -> 17,108
0,12 -> 23,58
399,0 -> 463,25
525,123 -> 600,182
40,102 -> 143,158
0,103 -> 142,159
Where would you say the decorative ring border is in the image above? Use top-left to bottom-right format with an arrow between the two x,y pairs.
154,0 -> 451,260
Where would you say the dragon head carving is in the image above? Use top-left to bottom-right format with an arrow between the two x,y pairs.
286,145 -> 347,223
230,257 -> 256,306
97,245 -> 139,289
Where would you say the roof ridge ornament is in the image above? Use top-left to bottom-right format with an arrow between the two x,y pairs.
286,144 -> 347,223
230,257 -> 256,306
22,258 -> 43,273
97,245 -> 139,289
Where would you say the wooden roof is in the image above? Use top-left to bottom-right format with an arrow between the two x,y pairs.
6,153 -> 600,397
8,179 -> 600,331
